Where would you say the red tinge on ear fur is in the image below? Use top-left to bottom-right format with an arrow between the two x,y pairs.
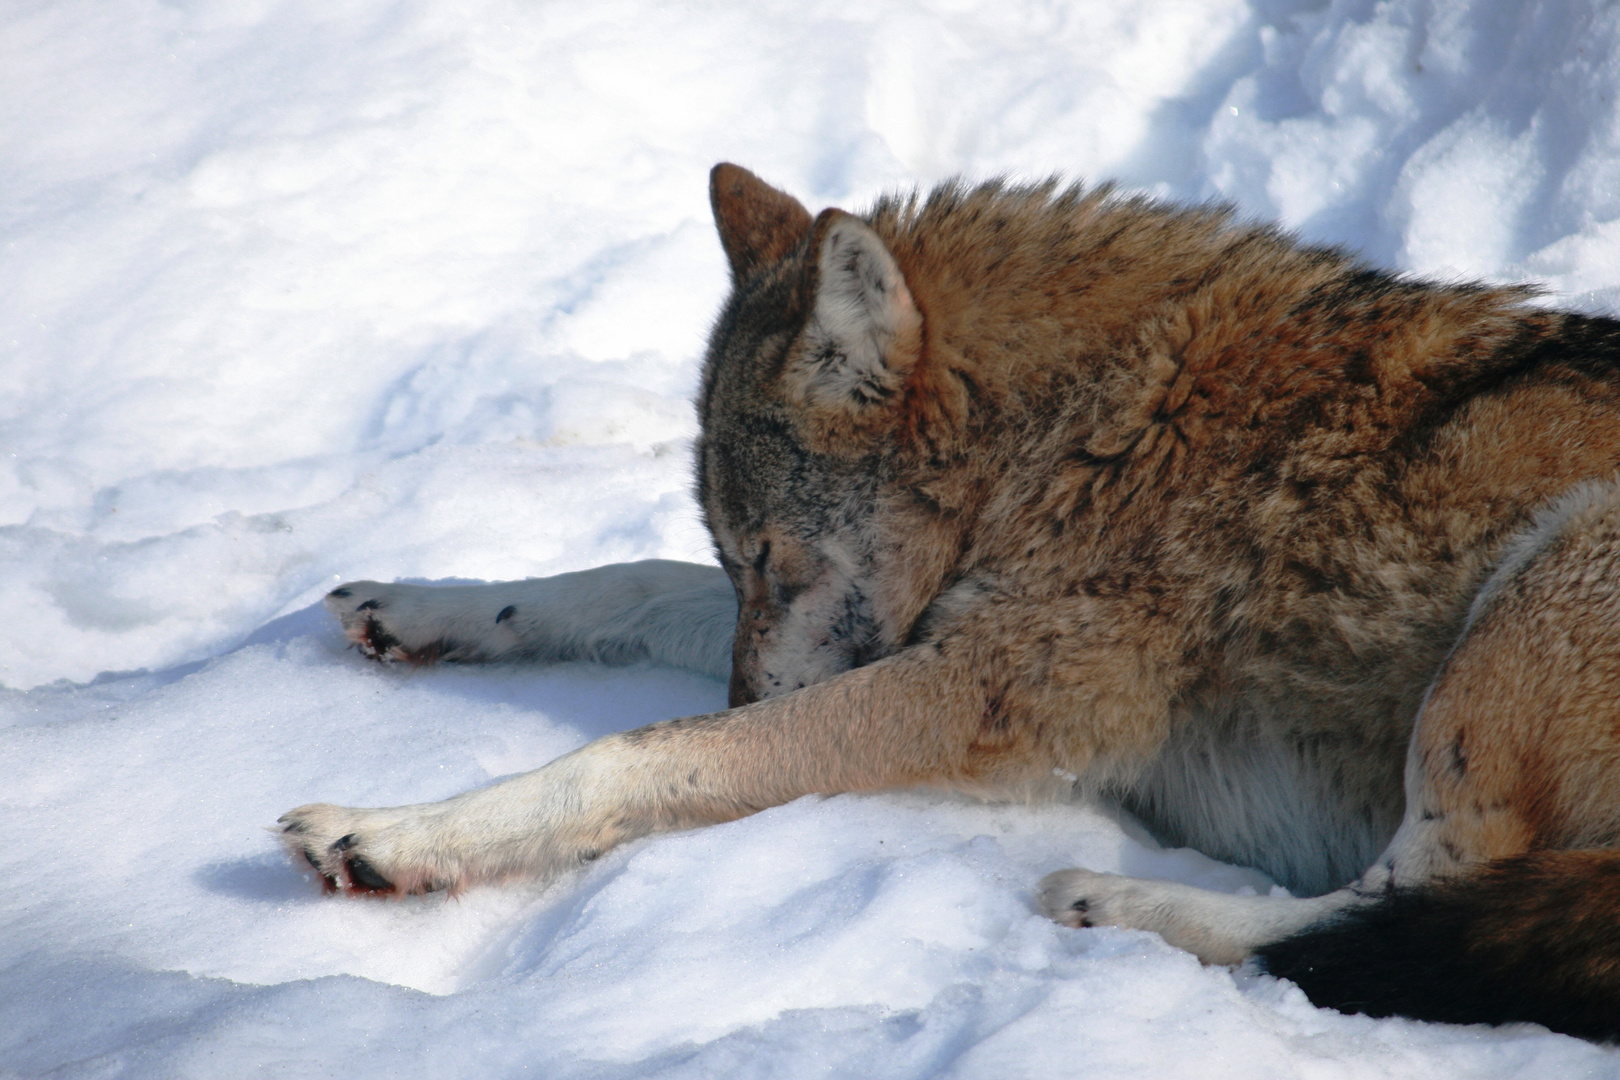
709,163 -> 813,279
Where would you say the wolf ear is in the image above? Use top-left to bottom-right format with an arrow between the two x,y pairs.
784,209 -> 923,430
710,164 -> 813,280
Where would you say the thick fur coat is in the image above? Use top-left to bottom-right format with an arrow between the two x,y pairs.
290,165 -> 1620,1041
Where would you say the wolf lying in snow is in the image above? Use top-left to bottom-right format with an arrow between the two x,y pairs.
284,164 -> 1620,1040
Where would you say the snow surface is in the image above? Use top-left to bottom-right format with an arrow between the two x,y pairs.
5,0 -> 1620,1075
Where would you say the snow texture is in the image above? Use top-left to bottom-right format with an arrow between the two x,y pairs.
4,0 -> 1620,1075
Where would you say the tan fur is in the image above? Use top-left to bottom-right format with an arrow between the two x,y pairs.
286,165 -> 1620,1034
1396,485 -> 1620,872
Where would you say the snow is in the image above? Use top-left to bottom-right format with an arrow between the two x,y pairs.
4,0 -> 1620,1074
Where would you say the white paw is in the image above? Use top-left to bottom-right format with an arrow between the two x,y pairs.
324,581 -> 515,664
276,802 -> 461,896
1037,867 -> 1161,930
1039,867 -> 1302,966
275,741 -> 630,898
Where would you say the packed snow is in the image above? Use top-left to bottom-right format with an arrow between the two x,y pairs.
5,0 -> 1620,1075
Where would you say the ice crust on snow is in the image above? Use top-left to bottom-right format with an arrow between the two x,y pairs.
5,0 -> 1620,1075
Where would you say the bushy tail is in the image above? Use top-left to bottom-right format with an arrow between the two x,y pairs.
1255,850 -> 1620,1042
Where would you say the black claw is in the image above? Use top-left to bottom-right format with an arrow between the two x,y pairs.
495,605 -> 516,623
280,817 -> 309,834
297,847 -> 339,893
356,599 -> 382,611
328,587 -> 352,599
1070,898 -> 1089,913
334,833 -> 359,851
345,854 -> 393,893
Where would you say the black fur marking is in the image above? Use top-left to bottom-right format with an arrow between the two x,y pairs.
356,599 -> 382,612
496,605 -> 516,623
344,854 -> 393,893
1448,733 -> 1468,778
1257,852 -> 1620,1041
362,616 -> 401,657
328,587 -> 352,599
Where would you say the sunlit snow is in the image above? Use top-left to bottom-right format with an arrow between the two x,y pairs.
5,0 -> 1620,1076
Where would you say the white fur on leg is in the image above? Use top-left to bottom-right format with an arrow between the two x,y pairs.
278,731 -> 699,896
324,560 -> 736,677
1037,868 -> 1360,965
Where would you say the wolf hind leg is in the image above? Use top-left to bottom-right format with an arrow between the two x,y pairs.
325,560 -> 736,678
1037,868 -> 1356,965
1256,479 -> 1620,1036
1043,480 -> 1620,982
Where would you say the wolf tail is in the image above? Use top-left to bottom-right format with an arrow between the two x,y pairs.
1255,850 -> 1620,1041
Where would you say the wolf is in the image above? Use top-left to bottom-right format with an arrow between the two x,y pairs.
283,164 -> 1620,1040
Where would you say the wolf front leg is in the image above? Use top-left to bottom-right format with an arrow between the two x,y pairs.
278,642 -> 1070,896
324,560 -> 736,678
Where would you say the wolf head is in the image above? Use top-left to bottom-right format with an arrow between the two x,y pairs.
696,164 -> 956,707
692,164 -> 1272,707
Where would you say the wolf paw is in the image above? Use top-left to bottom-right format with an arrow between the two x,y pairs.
1038,867 -> 1273,965
276,803 -> 456,896
1036,867 -> 1157,930
324,581 -> 492,664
